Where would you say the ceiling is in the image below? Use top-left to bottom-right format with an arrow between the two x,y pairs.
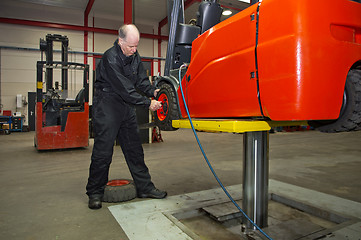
11,0 -> 250,26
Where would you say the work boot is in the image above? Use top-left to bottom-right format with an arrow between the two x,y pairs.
138,188 -> 167,199
88,196 -> 102,209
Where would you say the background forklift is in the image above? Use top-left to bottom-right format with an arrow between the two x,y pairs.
34,34 -> 89,150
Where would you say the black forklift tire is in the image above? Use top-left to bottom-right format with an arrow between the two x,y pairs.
309,69 -> 361,132
103,179 -> 136,203
155,83 -> 179,131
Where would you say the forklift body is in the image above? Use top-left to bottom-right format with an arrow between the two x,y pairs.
155,0 -> 361,132
34,34 -> 89,150
179,0 -> 361,120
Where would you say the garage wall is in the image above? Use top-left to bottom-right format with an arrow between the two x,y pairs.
0,0 -> 167,125
0,23 -> 87,123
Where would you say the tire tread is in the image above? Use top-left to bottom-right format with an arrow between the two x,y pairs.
318,69 -> 361,132
155,83 -> 179,131
103,179 -> 137,203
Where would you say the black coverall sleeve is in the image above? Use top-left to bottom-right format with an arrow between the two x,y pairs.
134,55 -> 156,98
102,53 -> 154,108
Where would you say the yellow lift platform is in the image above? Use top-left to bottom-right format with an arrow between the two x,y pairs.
172,119 -> 308,230
172,119 -> 307,133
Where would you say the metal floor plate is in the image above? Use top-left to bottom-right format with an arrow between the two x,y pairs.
108,180 -> 361,240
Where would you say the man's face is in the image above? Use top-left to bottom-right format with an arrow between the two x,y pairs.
119,35 -> 139,57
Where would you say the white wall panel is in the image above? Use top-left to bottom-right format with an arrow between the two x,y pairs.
1,82 -> 34,123
1,50 -> 39,72
2,68 -> 35,84
0,24 -> 84,51
93,33 -> 117,54
91,16 -> 121,30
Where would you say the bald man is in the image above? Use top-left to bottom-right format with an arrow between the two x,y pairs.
86,24 -> 166,210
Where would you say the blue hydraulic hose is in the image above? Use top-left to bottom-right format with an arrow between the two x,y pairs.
178,64 -> 273,240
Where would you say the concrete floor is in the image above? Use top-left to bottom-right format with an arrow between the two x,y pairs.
0,129 -> 360,240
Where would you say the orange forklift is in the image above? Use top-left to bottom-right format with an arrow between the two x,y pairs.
155,0 -> 361,133
34,34 -> 89,150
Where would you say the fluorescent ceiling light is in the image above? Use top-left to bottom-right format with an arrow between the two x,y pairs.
238,0 -> 250,3
222,10 -> 232,16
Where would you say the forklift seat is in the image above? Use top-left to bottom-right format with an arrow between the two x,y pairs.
60,88 -> 86,131
172,24 -> 201,69
63,88 -> 85,107
196,0 -> 222,34
175,24 -> 200,45
75,88 -> 85,104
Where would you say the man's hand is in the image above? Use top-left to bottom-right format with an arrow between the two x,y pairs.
154,89 -> 160,98
149,99 -> 162,111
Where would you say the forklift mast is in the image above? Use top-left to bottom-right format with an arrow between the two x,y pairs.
164,0 -> 223,76
40,34 -> 69,92
164,0 -> 261,76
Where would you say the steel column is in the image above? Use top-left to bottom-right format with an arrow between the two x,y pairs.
173,119 -> 308,233
0,48 -> 1,108
158,26 -> 162,74
45,38 -> 53,91
242,131 -> 269,230
61,38 -> 68,90
84,0 -> 95,65
124,0 -> 133,24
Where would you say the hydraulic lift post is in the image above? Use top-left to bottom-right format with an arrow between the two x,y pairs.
172,119 -> 270,230
172,119 -> 307,231
243,131 -> 269,230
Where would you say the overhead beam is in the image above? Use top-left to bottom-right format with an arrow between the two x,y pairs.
124,0 -> 133,24
84,0 -> 95,64
0,17 -> 168,41
84,0 -> 95,16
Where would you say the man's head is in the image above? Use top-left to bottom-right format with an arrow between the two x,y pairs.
118,24 -> 140,57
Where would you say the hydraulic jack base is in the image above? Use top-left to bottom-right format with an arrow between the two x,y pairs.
172,119 -> 307,230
